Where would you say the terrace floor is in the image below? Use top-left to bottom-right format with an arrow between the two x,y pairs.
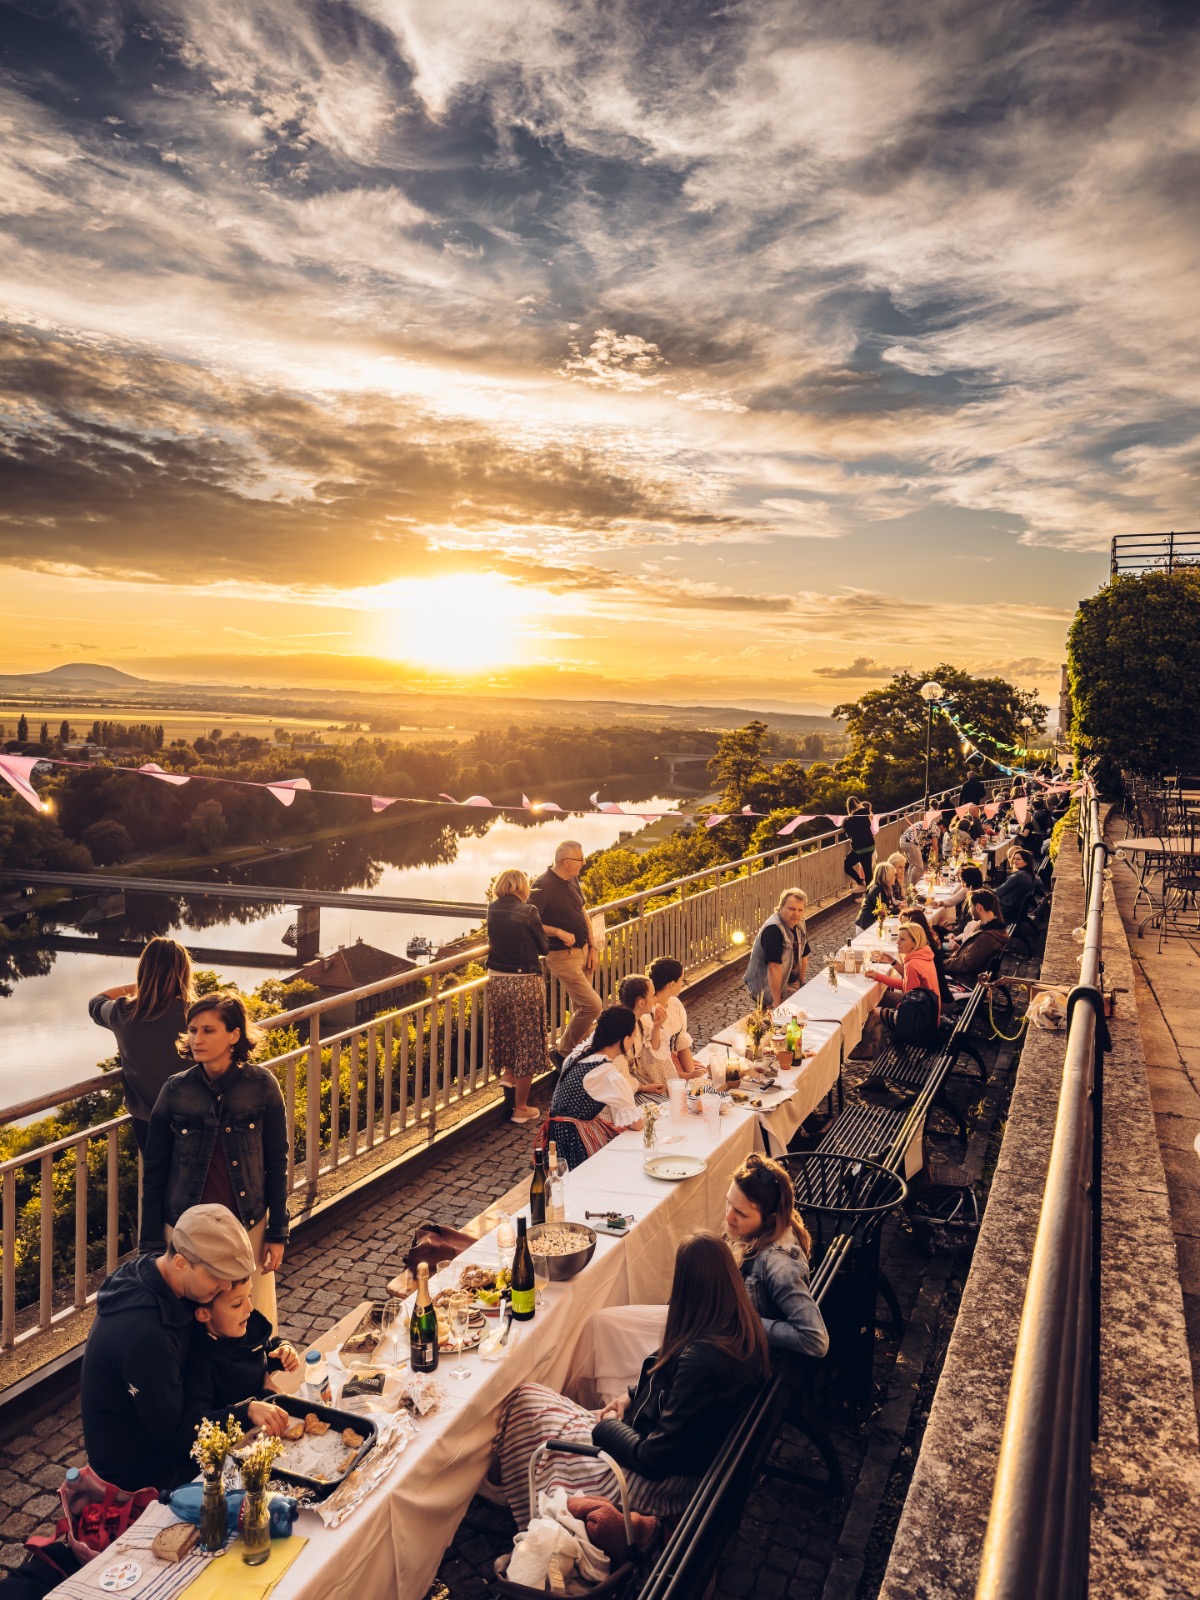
1107,813 -> 1200,1423
0,898 -> 1034,1600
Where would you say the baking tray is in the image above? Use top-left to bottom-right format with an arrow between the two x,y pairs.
264,1393 -> 379,1499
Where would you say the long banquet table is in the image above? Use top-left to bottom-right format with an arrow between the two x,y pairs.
65,1099 -> 760,1600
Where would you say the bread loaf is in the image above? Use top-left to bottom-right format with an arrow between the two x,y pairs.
151,1522 -> 199,1563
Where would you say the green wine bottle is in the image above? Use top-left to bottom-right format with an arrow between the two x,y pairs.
410,1262 -> 439,1372
529,1148 -> 547,1227
510,1216 -> 536,1321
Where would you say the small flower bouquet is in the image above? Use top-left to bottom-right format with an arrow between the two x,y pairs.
237,1433 -> 284,1494
826,962 -> 838,990
642,1102 -> 660,1151
192,1414 -> 243,1480
744,998 -> 773,1059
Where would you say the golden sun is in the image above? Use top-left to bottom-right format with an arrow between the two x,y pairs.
370,572 -> 544,674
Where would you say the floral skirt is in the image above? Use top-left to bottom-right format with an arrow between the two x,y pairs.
495,1382 -> 698,1526
487,972 -> 549,1081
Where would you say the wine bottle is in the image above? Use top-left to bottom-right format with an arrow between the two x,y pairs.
510,1216 -> 536,1321
410,1262 -> 439,1372
546,1140 -> 565,1225
529,1148 -> 547,1227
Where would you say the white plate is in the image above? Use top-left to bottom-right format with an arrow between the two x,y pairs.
643,1154 -> 708,1182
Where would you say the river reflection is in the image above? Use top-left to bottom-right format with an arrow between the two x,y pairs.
1,798 -> 676,1110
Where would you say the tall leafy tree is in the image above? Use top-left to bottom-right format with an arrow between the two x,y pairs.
1068,569 -> 1200,775
707,720 -> 773,809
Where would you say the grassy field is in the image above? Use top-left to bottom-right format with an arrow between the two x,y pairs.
0,705 -> 472,746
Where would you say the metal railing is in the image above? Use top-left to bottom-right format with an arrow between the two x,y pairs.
975,788 -> 1108,1600
1110,531 -> 1200,579
0,780 -> 982,1352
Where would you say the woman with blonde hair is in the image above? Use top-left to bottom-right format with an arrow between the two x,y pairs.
486,867 -> 550,1124
855,861 -> 898,929
89,937 -> 196,1154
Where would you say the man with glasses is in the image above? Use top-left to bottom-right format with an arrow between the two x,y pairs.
531,839 -> 602,1065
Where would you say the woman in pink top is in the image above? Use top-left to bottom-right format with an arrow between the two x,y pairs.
868,924 -> 941,1025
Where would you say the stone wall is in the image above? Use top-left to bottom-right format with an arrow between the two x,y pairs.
878,816 -> 1200,1599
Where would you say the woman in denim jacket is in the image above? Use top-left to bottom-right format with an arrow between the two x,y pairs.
140,993 -> 289,1327
724,1152 -> 829,1357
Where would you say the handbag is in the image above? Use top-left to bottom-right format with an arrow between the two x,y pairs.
402,1220 -> 476,1276
25,1466 -> 157,1564
892,987 -> 941,1049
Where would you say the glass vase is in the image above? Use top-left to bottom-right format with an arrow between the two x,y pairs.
241,1489 -> 271,1566
198,1476 -> 228,1554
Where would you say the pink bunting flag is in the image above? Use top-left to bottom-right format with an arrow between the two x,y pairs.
138,762 -> 190,787
983,803 -> 999,819
776,814 -> 816,836
265,777 -> 313,807
526,798 -> 564,812
370,796 -> 398,813
0,754 -> 45,812
438,793 -> 460,804
461,795 -> 493,807
706,813 -> 731,829
825,814 -> 845,827
1013,797 -> 1028,826
955,804 -> 972,817
521,794 -> 532,809
923,809 -> 940,827
589,792 -> 626,814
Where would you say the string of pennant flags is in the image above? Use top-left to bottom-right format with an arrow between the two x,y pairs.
0,749 -> 1080,838
937,702 -> 1049,766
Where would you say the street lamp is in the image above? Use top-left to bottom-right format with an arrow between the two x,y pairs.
1021,715 -> 1034,770
920,680 -> 943,810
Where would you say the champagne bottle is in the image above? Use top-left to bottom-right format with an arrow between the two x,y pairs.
510,1216 -> 536,1321
546,1140 -> 565,1225
410,1262 -> 439,1372
529,1148 -> 547,1226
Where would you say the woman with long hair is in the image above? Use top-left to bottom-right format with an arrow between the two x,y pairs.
724,1153 -> 829,1357
856,861 -> 898,929
868,922 -> 941,1022
88,938 -> 196,1154
140,992 -> 289,1326
842,796 -> 876,886
543,1005 -> 644,1170
485,867 -> 550,1126
898,906 -> 954,1006
494,1232 -> 768,1525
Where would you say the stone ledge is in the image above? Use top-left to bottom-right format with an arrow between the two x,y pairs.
878,811 -> 1200,1599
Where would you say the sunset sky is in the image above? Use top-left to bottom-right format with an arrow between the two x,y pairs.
1,1 -> 1196,711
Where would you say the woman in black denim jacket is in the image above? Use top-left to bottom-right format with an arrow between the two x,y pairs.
140,993 -> 289,1327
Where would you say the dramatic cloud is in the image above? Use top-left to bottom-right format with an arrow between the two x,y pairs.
1,0 -> 1194,701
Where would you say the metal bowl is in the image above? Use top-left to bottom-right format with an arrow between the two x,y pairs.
526,1223 -> 597,1281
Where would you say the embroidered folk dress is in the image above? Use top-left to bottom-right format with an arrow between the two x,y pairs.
546,1050 -> 640,1170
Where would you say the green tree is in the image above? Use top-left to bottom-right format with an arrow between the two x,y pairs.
39,721 -> 49,746
185,798 -> 228,853
1068,570 -> 1200,776
707,720 -> 773,809
81,818 -> 133,865
16,714 -> 28,742
59,719 -> 71,743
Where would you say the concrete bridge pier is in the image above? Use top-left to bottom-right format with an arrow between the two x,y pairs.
294,903 -> 321,962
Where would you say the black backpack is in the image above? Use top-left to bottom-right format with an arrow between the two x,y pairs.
892,986 -> 941,1049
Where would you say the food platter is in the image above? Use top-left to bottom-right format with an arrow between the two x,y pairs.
264,1395 -> 378,1498
643,1154 -> 708,1182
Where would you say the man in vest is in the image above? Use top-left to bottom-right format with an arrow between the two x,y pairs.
744,889 -> 810,1008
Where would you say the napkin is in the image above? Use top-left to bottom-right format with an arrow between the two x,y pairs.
180,1535 -> 306,1600
479,1307 -> 515,1361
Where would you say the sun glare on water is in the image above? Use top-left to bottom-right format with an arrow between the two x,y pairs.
369,572 -> 546,674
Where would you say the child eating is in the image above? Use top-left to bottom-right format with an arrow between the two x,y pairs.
186,1278 -> 301,1412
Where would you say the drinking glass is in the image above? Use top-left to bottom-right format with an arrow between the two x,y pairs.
496,1214 -> 516,1275
530,1250 -> 550,1309
377,1298 -> 404,1365
447,1291 -> 472,1380
435,1258 -> 455,1296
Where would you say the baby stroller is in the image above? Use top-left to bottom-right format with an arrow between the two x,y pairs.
493,1439 -> 648,1597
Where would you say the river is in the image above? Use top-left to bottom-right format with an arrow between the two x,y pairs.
1,798 -> 677,1117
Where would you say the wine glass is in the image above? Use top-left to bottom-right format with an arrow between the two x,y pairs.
377,1298 -> 404,1365
530,1249 -> 550,1309
447,1291 -> 472,1380
435,1258 -> 455,1296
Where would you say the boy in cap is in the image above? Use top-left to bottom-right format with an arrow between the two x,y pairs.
81,1204 -> 289,1492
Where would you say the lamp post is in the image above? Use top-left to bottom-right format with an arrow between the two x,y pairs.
920,681 -> 943,811
1021,715 -> 1034,771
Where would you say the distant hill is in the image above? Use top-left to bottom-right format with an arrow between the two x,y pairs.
0,662 -> 144,688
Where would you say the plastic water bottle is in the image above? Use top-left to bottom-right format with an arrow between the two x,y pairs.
168,1485 -> 298,1539
301,1348 -> 329,1404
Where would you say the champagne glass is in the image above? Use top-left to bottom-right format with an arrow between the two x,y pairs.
530,1249 -> 550,1309
447,1291 -> 472,1380
435,1258 -> 454,1296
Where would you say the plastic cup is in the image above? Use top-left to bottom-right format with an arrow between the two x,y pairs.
702,1096 -> 722,1139
709,1058 -> 727,1091
667,1080 -> 688,1121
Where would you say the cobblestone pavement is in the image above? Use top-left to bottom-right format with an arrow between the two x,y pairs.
0,893 -> 1024,1600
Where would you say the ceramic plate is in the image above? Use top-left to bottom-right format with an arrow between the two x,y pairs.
643,1154 -> 708,1182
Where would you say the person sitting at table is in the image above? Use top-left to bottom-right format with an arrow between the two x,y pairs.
615,974 -> 656,1081
745,889 -> 810,1007
951,804 -> 989,845
898,907 -> 954,1008
886,850 -> 912,895
927,863 -> 984,930
943,890 -> 1009,981
996,849 -> 1038,921
543,1005 -> 644,1170
843,797 -> 876,885
856,862 -> 899,929
867,923 -> 941,1024
492,1231 -> 769,1527
1030,797 -> 1054,835
638,957 -> 705,1084
724,1154 -> 829,1357
184,1277 -> 301,1415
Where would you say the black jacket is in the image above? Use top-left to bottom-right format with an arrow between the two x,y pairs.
856,882 -> 892,930
592,1340 -> 762,1482
997,868 -> 1038,921
80,1254 -> 204,1492
88,995 -> 189,1122
485,894 -> 550,973
184,1308 -> 283,1414
843,813 -> 875,855
960,775 -> 986,806
139,1062 -> 289,1250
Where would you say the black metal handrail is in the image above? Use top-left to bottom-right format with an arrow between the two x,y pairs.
975,789 -> 1109,1600
1110,530 -> 1200,579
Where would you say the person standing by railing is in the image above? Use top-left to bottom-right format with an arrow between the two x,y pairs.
530,839 -> 601,1066
843,796 -> 876,886
485,868 -> 550,1126
140,993 -> 289,1329
88,937 -> 196,1156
